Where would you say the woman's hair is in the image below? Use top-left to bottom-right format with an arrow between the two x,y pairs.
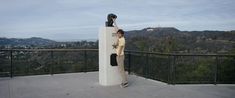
117,29 -> 124,35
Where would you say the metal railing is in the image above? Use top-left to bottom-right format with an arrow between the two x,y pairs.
0,49 -> 99,77
0,49 -> 234,84
125,50 -> 235,84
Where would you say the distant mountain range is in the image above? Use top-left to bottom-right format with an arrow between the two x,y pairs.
1,27 -> 234,54
0,37 -> 56,46
126,27 -> 234,40
125,27 -> 235,53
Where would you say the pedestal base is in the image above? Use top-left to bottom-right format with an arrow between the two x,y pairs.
99,27 -> 122,86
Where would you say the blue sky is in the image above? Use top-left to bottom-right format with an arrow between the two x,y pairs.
0,0 -> 234,41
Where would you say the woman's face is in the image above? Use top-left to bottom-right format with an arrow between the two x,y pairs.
117,32 -> 122,38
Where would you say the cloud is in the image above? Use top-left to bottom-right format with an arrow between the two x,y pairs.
0,0 -> 234,41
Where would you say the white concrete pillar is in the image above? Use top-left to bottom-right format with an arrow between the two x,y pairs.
99,27 -> 122,86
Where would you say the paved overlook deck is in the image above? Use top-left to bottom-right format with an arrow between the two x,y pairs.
0,72 -> 235,98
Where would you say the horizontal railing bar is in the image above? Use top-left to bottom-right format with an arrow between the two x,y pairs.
125,50 -> 235,57
0,49 -> 234,57
0,49 -> 98,52
0,72 -> 10,74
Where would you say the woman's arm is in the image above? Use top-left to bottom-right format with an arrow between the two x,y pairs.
117,46 -> 124,56
112,18 -> 119,47
112,18 -> 119,32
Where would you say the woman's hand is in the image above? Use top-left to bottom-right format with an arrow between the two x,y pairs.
112,43 -> 117,49
112,18 -> 118,31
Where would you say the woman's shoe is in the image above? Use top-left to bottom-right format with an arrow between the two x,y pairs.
120,82 -> 128,88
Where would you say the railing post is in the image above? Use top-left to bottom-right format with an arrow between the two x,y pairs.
167,55 -> 171,84
214,56 -> 219,85
145,53 -> 149,78
50,51 -> 54,75
128,51 -> 131,75
170,55 -> 176,85
84,50 -> 87,72
10,50 -> 13,78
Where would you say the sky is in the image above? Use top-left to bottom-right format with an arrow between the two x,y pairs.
0,0 -> 234,41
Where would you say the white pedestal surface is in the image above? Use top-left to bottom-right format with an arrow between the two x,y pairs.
99,27 -> 122,86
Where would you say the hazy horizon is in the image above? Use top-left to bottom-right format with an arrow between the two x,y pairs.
0,0 -> 234,41
1,26 -> 234,42
0,36 -> 98,42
